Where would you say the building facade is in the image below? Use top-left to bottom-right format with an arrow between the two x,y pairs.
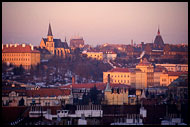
103,68 -> 134,86
83,51 -> 103,60
70,36 -> 85,49
2,44 -> 40,70
155,64 -> 188,72
160,72 -> 187,86
103,51 -> 117,60
104,75 -> 130,105
136,58 -> 154,88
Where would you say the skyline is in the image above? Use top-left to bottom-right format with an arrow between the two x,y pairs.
2,2 -> 188,46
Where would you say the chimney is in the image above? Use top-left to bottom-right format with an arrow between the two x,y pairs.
108,74 -> 110,83
14,44 -> 17,47
31,45 -> 34,51
131,40 -> 133,46
72,75 -> 75,84
6,44 -> 9,48
22,44 -> 25,47
10,44 -> 13,47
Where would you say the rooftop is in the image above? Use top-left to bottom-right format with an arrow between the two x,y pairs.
2,44 -> 40,53
108,67 -> 130,72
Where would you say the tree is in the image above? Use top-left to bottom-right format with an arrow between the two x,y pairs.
13,65 -> 25,75
89,86 -> 102,104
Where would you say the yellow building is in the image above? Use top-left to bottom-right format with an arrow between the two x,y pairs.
40,23 -> 70,57
160,72 -> 187,86
2,43 -> 40,70
103,68 -> 134,86
83,51 -> 103,60
135,69 -> 147,89
104,75 -> 129,105
136,58 -> 154,88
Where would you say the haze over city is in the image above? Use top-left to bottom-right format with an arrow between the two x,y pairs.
2,2 -> 188,46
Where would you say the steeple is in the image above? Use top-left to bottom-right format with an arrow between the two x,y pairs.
65,37 -> 67,42
157,25 -> 160,35
105,74 -> 111,92
47,23 -> 53,36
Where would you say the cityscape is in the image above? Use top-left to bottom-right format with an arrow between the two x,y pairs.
2,2 -> 188,125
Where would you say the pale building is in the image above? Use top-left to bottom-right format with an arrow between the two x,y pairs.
103,59 -> 153,89
104,75 -> 130,105
136,58 -> 154,87
103,68 -> 134,86
83,51 -> 103,60
2,43 -> 40,70
160,72 -> 187,86
135,69 -> 147,89
103,51 -> 117,60
155,64 -> 188,72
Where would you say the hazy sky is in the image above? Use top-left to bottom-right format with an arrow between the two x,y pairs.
2,2 -> 188,46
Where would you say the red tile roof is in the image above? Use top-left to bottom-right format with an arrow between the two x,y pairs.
26,88 -> 71,97
2,44 -> 40,53
108,67 -> 130,72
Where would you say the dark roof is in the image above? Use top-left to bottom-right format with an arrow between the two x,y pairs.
26,88 -> 71,97
170,46 -> 188,52
42,38 -> 69,49
154,35 -> 164,47
102,105 -> 140,115
47,23 -> 53,36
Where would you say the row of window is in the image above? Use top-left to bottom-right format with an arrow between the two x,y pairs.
110,74 -> 130,78
2,53 -> 30,56
112,80 -> 130,84
2,58 -> 30,61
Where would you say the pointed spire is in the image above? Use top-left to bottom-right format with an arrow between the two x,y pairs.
140,89 -> 146,99
65,37 -> 67,42
105,74 -> 111,92
157,25 -> 160,35
47,23 -> 53,36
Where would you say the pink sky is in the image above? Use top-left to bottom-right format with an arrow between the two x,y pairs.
2,2 -> 188,46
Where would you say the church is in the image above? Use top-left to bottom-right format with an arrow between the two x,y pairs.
40,23 -> 70,58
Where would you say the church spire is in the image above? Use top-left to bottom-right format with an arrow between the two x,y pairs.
105,74 -> 111,92
47,23 -> 53,36
157,25 -> 160,35
65,37 -> 67,42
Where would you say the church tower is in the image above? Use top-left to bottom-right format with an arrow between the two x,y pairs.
46,23 -> 55,54
47,23 -> 53,42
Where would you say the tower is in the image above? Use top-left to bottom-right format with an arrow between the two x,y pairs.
46,23 -> 55,54
47,23 -> 53,42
